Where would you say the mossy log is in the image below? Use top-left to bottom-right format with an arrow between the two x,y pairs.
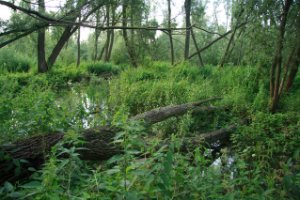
0,98 -> 231,184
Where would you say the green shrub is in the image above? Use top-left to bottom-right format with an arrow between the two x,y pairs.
0,49 -> 31,73
86,62 -> 122,75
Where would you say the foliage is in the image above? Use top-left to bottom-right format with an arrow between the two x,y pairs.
0,49 -> 31,73
0,62 -> 299,199
86,62 -> 123,76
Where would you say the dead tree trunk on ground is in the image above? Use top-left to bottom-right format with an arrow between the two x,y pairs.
0,98 -> 234,184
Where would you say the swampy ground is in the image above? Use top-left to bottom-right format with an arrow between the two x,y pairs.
0,62 -> 300,199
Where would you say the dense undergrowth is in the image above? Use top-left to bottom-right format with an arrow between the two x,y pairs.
0,62 -> 299,199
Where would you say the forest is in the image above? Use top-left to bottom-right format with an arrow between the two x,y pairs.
0,0 -> 299,199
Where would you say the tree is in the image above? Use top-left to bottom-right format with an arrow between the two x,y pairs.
122,0 -> 138,67
0,0 -> 105,71
37,0 -> 48,73
77,13 -> 81,67
167,0 -> 174,65
184,0 -> 192,60
269,0 -> 293,112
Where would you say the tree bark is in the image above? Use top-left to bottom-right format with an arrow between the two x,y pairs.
122,0 -> 138,67
0,124 -> 235,185
285,44 -> 300,91
285,7 -> 300,92
191,27 -> 204,67
184,0 -> 191,60
167,0 -> 175,65
94,11 -> 101,61
269,0 -> 292,112
104,4 -> 111,62
219,5 -> 244,68
77,14 -> 81,67
37,0 -> 48,73
0,98 -> 223,184
131,97 -> 221,124
47,26 -> 77,68
107,5 -> 116,62
47,4 -> 103,68
188,22 -> 247,60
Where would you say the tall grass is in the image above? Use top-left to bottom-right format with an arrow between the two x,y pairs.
0,49 -> 31,73
1,62 -> 300,199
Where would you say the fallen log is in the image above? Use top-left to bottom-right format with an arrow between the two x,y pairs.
0,98 -> 223,184
130,97 -> 221,124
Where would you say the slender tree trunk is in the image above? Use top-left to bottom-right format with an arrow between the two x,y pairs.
99,41 -> 107,61
122,0 -> 138,67
37,0 -> 48,73
94,11 -> 101,62
47,4 -> 100,67
191,27 -> 204,67
167,0 -> 174,65
270,0 -> 292,112
220,7 -> 244,67
107,30 -> 114,61
285,8 -> 300,92
94,32 -> 100,62
227,27 -> 244,65
47,26 -> 77,67
107,5 -> 116,61
77,15 -> 81,67
278,47 -> 295,96
285,44 -> 300,91
219,25 -> 238,67
188,22 -> 247,60
104,4 -> 111,62
184,0 -> 191,60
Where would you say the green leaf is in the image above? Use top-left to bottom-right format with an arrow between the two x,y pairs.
19,181 -> 41,189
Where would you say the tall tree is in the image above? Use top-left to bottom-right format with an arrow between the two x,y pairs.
122,0 -> 138,67
219,1 -> 244,67
37,0 -> 48,73
167,0 -> 174,65
269,0 -> 293,112
77,14 -> 81,67
184,0 -> 191,60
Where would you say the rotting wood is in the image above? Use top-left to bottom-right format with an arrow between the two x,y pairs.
0,98 -> 229,184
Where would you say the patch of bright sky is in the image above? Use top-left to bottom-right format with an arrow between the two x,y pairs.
0,0 -> 228,41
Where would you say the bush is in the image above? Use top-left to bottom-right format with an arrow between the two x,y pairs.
86,62 -> 122,76
0,49 -> 31,73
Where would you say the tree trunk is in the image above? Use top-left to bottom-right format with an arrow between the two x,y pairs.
104,4 -> 111,62
0,98 -> 222,184
188,22 -> 247,60
37,0 -> 48,73
269,0 -> 292,112
77,15 -> 81,67
219,6 -> 244,67
94,11 -> 101,62
107,5 -> 116,61
47,26 -> 77,68
285,45 -> 300,91
122,1 -> 138,67
278,47 -> 295,96
184,0 -> 191,60
0,124 -> 235,185
191,27 -> 204,67
167,0 -> 174,65
47,4 -> 101,67
285,7 -> 300,92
